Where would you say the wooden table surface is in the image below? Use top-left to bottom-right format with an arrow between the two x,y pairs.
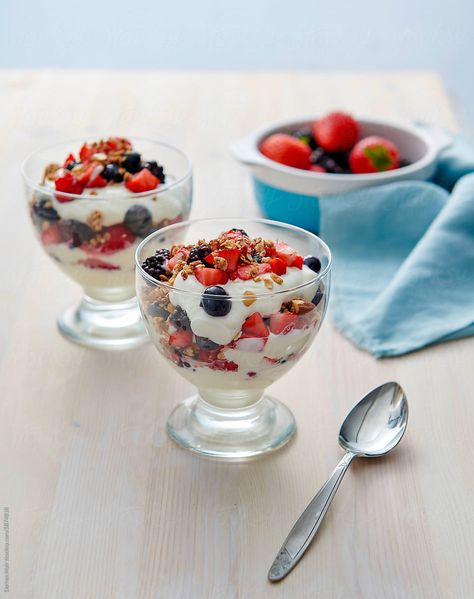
1,70 -> 473,599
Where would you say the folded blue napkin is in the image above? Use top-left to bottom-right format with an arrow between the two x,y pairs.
319,139 -> 474,357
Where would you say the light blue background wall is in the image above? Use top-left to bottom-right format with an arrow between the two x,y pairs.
1,0 -> 472,130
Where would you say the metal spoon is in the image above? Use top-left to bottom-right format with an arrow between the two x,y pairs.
268,381 -> 408,582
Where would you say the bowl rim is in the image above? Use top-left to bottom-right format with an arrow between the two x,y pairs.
135,216 -> 332,299
245,116 -> 439,181
21,136 -> 193,201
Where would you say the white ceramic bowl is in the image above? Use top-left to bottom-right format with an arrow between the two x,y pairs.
230,117 -> 452,233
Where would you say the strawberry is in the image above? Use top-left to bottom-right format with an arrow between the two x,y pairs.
167,248 -> 189,271
41,223 -> 63,245
292,255 -> 303,269
349,136 -> 400,173
260,133 -> 312,169
125,168 -> 160,193
79,142 -> 95,162
194,267 -> 228,286
80,164 -> 108,188
205,248 -> 240,271
169,330 -> 193,348
308,164 -> 326,173
212,359 -> 238,372
198,349 -> 220,363
84,224 -> 135,255
269,257 -> 287,276
313,111 -> 359,153
237,263 -> 271,280
269,312 -> 297,335
241,313 -> 269,338
78,257 -> 119,270
63,153 -> 76,167
55,171 -> 86,198
274,241 -> 299,266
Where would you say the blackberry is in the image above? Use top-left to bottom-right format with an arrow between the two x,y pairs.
124,205 -> 152,237
141,249 -> 169,280
310,148 -> 345,174
32,197 -> 59,222
188,244 -> 211,264
58,220 -> 94,248
329,151 -> 351,172
170,306 -> 191,331
122,152 -> 142,174
102,163 -> 124,183
144,160 -> 166,183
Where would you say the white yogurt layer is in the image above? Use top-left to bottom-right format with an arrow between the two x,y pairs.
170,265 -> 319,345
42,179 -> 185,226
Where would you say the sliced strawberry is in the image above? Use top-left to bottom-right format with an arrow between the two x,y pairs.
55,171 -> 86,199
125,168 -> 159,193
269,312 -> 298,335
269,257 -> 287,275
275,241 -> 297,265
212,359 -> 238,372
218,248 -> 241,271
169,329 -> 193,348
241,312 -> 269,338
198,349 -> 220,363
63,153 -> 76,167
80,164 -> 107,188
237,263 -> 272,280
194,267 -> 228,286
79,257 -> 119,270
167,248 -> 189,271
41,223 -> 63,245
292,255 -> 303,269
79,142 -> 95,162
234,337 -> 267,352
83,224 -> 135,255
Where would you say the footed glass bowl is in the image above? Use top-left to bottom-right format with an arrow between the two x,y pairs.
136,218 -> 331,459
22,137 -> 192,350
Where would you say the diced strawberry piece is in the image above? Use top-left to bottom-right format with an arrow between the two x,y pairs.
55,171 -> 87,199
237,263 -> 272,280
80,165 -> 107,188
275,241 -> 297,266
234,337 -> 267,352
269,312 -> 298,335
125,168 -> 160,193
241,312 -> 269,338
79,142 -> 95,162
269,257 -> 287,275
169,330 -> 193,348
204,253 -> 214,265
218,248 -> 241,271
41,223 -> 63,245
167,248 -> 189,271
83,224 -> 135,255
228,270 -> 238,281
63,153 -> 76,167
198,349 -> 220,363
194,267 -> 228,286
292,255 -> 303,269
265,244 -> 276,257
213,359 -> 238,372
78,257 -> 119,270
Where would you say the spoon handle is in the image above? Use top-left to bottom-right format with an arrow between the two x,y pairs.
268,451 -> 355,582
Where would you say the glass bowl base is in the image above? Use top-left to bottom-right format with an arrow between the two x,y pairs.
167,394 -> 296,460
57,296 -> 149,351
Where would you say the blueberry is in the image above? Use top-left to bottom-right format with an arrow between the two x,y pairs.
201,286 -> 231,317
170,306 -> 191,331
102,163 -> 124,183
122,152 -> 142,174
252,252 -> 262,263
311,287 -> 323,306
32,197 -> 59,222
58,219 -> 94,247
304,255 -> 322,273
196,336 -> 221,350
144,160 -> 166,183
148,303 -> 169,319
124,205 -> 152,237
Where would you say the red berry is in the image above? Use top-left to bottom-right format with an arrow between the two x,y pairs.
63,153 -> 76,167
78,257 -> 119,270
308,164 -> 326,173
349,136 -> 400,173
269,257 -> 287,275
169,330 -> 193,348
292,255 -> 303,269
269,312 -> 298,335
41,223 -> 63,245
212,359 -> 238,372
79,142 -> 95,162
55,171 -> 86,199
167,248 -> 189,271
207,248 -> 241,271
84,224 -> 135,255
237,263 -> 272,280
241,313 -> 269,338
313,111 -> 359,152
125,168 -> 160,193
194,267 -> 228,286
274,241 -> 298,266
260,133 -> 312,169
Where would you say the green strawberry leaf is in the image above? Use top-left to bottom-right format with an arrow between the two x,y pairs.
363,146 -> 392,171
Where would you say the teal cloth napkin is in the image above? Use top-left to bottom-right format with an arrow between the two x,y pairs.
319,139 -> 474,357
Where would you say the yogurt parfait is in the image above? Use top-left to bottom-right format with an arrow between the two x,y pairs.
23,137 -> 192,349
136,218 -> 331,459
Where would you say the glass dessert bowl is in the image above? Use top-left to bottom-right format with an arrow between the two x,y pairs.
136,218 -> 331,459
22,136 -> 192,350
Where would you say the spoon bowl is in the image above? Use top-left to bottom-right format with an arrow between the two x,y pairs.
339,381 -> 408,457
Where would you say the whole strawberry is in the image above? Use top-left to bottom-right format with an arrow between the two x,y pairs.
313,111 -> 359,152
349,136 -> 400,173
260,133 -> 312,169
